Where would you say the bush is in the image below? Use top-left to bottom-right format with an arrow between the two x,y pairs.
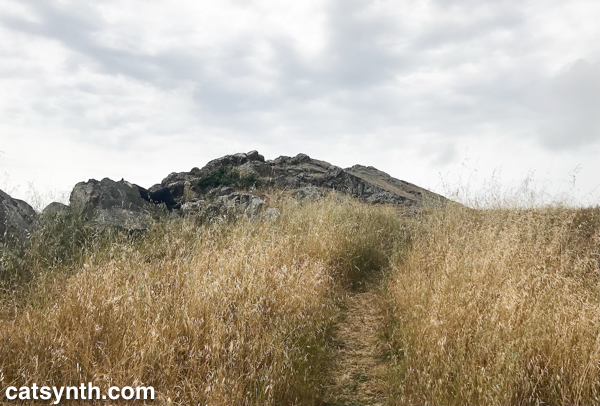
197,167 -> 261,190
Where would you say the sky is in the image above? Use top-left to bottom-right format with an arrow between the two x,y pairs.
0,0 -> 599,209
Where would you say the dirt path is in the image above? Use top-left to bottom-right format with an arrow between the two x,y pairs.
324,286 -> 390,406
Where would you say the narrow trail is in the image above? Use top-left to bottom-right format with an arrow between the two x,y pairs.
324,284 -> 390,406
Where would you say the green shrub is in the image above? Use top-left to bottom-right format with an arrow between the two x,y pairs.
197,167 -> 261,189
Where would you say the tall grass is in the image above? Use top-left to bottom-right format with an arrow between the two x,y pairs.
13,183 -> 600,405
1,208 -> 107,297
0,195 -> 403,405
387,203 -> 600,405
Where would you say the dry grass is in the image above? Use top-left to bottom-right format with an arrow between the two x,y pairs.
0,195 -> 403,405
387,203 -> 600,405
9,186 -> 599,406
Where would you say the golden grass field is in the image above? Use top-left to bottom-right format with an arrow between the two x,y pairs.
387,203 -> 600,405
1,193 -> 600,405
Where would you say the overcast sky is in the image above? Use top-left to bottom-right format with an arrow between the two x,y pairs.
1,0 -> 599,208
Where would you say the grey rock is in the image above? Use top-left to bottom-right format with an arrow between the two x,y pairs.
261,207 -> 281,221
202,151 -> 256,173
245,195 -> 268,218
295,186 -> 325,200
70,178 -> 154,230
206,186 -> 235,199
218,193 -> 264,214
289,153 -> 311,164
154,150 -> 448,209
0,188 -> 37,245
2,150 -> 448,238
238,161 -> 271,178
246,150 -> 265,162
153,151 -> 269,204
320,165 -> 409,204
200,193 -> 268,220
181,199 -> 205,215
324,165 -> 344,179
344,165 -> 444,206
42,202 -> 69,216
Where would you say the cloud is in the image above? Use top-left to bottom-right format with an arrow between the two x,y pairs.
0,0 -> 541,145
1,0 -> 600,205
535,59 -> 600,150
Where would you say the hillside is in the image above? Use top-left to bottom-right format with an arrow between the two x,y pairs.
2,157 -> 600,405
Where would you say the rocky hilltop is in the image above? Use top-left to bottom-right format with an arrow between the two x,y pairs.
0,151 -> 447,245
153,151 -> 444,206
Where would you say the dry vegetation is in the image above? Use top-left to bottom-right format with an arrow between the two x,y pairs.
0,195 -> 403,405
3,189 -> 600,406
387,203 -> 600,405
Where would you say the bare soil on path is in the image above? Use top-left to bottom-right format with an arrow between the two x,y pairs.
323,284 -> 391,406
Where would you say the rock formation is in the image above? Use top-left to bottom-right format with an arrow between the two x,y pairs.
153,150 -> 446,209
0,188 -> 37,245
69,178 -> 156,231
2,151 -> 447,243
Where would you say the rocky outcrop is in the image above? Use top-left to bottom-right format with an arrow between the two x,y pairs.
0,188 -> 37,245
0,151 -> 444,239
154,151 -> 446,208
70,178 -> 156,231
322,164 -> 440,205
0,150 -> 447,248
150,150 -> 268,203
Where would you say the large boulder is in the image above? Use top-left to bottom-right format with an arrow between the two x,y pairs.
70,178 -> 155,230
0,189 -> 37,245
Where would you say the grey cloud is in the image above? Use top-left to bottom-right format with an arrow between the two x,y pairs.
416,5 -> 525,53
536,59 -> 600,150
0,2 -> 286,124
1,0 -> 597,165
0,1 -> 196,85
419,139 -> 459,167
320,0 -> 404,88
0,1 -> 481,124
2,11 -> 136,93
298,0 -> 533,135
